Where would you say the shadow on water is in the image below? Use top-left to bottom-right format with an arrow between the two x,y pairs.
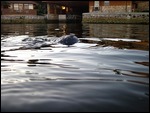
1,23 -> 149,112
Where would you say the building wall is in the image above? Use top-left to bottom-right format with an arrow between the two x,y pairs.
101,1 -> 131,6
49,5 -> 55,14
2,9 -> 37,15
137,1 -> 149,11
89,1 -> 103,12
89,1 -> 132,13
1,2 -> 37,15
101,6 -> 131,13
89,1 -> 93,12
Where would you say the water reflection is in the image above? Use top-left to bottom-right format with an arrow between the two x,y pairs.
1,24 -> 149,40
85,24 -> 149,40
1,23 -> 149,112
1,24 -> 83,37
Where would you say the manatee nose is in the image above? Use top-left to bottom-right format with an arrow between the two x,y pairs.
59,34 -> 79,46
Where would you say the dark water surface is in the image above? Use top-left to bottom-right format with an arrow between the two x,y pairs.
1,24 -> 149,112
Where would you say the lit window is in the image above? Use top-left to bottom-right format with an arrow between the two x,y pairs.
14,4 -> 19,10
104,1 -> 110,6
29,4 -> 33,9
94,1 -> 99,7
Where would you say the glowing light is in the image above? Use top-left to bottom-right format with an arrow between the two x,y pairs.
62,6 -> 65,10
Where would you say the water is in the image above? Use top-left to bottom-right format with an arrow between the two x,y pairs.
1,24 -> 149,112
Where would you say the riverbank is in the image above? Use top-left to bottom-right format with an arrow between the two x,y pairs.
82,17 -> 149,24
1,18 -> 149,24
1,18 -> 60,24
1,15 -> 80,24
82,12 -> 149,24
1,12 -> 149,24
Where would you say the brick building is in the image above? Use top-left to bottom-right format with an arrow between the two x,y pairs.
1,1 -> 38,15
89,1 -> 132,13
133,1 -> 149,12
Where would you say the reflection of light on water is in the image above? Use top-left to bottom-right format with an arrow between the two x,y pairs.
2,76 -> 149,85
1,24 -> 149,112
79,37 -> 141,42
1,78 -> 30,84
102,38 -> 141,42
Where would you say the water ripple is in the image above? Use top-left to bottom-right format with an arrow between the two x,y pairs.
1,24 -> 149,112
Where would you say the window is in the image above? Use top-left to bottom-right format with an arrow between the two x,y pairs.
94,1 -> 99,7
104,1 -> 110,6
24,4 -> 29,9
29,4 -> 33,9
24,4 -> 33,10
14,4 -> 23,11
14,4 -> 19,10
8,4 -> 13,9
18,4 -> 23,10
94,1 -> 100,11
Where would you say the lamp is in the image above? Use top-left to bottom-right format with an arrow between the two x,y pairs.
62,6 -> 65,10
